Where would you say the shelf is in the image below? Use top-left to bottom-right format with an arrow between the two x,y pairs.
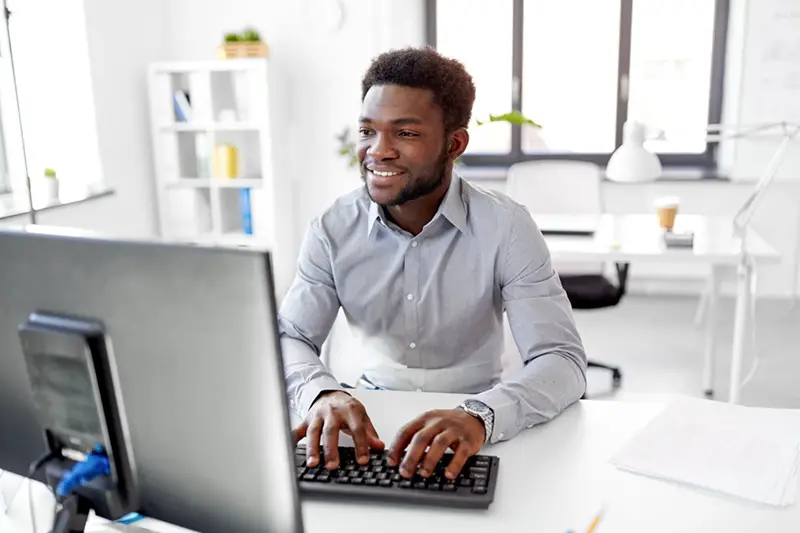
150,59 -> 266,74
160,122 -> 262,132
166,178 -> 263,189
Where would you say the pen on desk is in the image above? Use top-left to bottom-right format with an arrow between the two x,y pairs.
585,508 -> 604,533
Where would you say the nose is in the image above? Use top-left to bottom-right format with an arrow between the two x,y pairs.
366,133 -> 398,160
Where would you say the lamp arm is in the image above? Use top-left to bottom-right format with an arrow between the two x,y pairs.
733,125 -> 799,236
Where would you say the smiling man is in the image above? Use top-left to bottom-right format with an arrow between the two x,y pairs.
280,47 -> 587,480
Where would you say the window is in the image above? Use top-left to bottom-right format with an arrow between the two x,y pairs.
426,0 -> 729,168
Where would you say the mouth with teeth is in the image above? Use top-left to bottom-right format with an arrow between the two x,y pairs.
366,167 -> 406,186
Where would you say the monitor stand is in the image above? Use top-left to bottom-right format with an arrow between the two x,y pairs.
51,493 -> 92,533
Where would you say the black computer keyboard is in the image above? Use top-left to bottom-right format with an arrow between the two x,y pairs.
295,445 -> 499,509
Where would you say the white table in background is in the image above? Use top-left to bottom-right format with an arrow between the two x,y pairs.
536,213 -> 781,403
5,390 -> 799,533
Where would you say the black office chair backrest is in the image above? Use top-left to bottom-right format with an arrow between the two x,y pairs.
559,263 -> 629,310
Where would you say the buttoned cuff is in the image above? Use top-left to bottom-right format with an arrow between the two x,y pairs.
297,376 -> 346,418
469,387 -> 519,444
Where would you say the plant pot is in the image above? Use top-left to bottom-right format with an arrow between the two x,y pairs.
217,42 -> 269,59
42,178 -> 59,202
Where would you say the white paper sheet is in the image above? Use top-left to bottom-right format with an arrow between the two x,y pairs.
611,398 -> 800,506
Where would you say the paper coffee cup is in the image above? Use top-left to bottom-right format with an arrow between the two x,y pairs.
654,196 -> 679,231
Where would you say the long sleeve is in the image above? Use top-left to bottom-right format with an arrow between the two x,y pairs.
278,219 -> 345,416
470,204 -> 587,443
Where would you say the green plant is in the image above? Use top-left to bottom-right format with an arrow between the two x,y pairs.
475,110 -> 542,128
241,28 -> 262,42
43,168 -> 57,179
335,126 -> 359,168
224,32 -> 241,43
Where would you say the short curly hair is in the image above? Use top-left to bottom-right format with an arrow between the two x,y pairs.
361,46 -> 476,133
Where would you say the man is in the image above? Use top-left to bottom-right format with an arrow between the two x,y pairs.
280,47 -> 586,481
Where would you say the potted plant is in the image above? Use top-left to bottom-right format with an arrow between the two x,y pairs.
42,167 -> 59,201
217,27 -> 269,59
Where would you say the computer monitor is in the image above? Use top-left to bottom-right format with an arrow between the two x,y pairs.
0,226 -> 303,533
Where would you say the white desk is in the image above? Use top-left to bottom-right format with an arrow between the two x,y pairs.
536,213 -> 781,403
5,390 -> 798,533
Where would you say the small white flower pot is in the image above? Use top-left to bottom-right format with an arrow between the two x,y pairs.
42,178 -> 59,201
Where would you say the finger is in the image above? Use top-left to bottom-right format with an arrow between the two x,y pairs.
420,431 -> 459,477
387,416 -> 427,467
400,426 -> 441,478
445,443 -> 472,480
292,422 -> 308,444
346,409 -> 370,465
365,417 -> 385,450
305,418 -> 324,467
322,417 -> 342,470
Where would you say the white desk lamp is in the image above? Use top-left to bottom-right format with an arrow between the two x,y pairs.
700,121 -> 800,403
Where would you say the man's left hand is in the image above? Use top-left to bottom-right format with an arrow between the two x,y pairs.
387,409 -> 485,480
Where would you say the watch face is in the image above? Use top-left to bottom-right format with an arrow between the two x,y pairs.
464,400 -> 488,415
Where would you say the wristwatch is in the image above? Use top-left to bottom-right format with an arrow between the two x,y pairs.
458,399 -> 495,444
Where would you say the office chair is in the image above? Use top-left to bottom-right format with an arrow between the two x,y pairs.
559,262 -> 629,393
506,160 -> 626,394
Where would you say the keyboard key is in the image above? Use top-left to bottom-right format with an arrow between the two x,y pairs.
379,479 -> 393,487
344,464 -> 356,471
470,472 -> 488,481
376,473 -> 389,480
374,465 -> 386,473
363,472 -> 375,479
428,483 -> 441,491
295,456 -> 306,467
458,478 -> 473,487
365,479 -> 379,486
443,484 -> 457,492
336,477 -> 350,485
358,465 -> 370,472
348,471 -> 360,478
296,467 -> 306,478
317,473 -> 330,483
469,466 -> 489,475
472,486 -> 488,495
351,478 -> 364,485
399,480 -> 413,489
413,482 -> 427,489
474,479 -> 487,488
474,458 -> 491,468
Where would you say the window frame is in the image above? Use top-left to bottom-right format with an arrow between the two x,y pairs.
425,0 -> 730,169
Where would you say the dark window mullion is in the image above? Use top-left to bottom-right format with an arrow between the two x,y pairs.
706,0 -> 730,163
615,0 -> 633,148
510,0 -> 524,159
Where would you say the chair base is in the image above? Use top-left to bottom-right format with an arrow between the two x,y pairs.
582,360 -> 623,399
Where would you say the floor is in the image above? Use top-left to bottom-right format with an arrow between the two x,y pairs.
576,295 -> 800,408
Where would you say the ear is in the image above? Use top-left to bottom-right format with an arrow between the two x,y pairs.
447,128 -> 470,161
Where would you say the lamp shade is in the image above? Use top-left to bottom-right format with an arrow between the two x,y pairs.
606,121 -> 663,182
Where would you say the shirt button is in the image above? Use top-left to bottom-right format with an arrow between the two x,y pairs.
409,342 -> 416,349
411,241 -> 418,248
498,433 -> 505,440
527,424 -> 533,429
406,293 -> 414,301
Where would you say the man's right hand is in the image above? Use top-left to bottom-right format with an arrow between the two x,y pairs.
292,391 -> 384,470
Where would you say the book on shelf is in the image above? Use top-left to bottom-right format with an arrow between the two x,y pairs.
173,90 -> 193,122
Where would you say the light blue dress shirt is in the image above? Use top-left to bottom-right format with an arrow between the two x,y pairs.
278,174 -> 587,443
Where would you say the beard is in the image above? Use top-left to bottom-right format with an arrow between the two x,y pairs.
361,146 -> 449,207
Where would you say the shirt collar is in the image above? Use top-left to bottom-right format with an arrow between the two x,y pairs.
366,173 -> 467,237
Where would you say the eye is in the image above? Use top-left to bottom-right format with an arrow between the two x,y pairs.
398,131 -> 419,138
358,127 -> 373,137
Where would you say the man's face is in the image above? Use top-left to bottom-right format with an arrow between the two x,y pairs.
358,85 -> 450,206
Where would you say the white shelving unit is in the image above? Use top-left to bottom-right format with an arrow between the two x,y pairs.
147,59 -> 290,253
